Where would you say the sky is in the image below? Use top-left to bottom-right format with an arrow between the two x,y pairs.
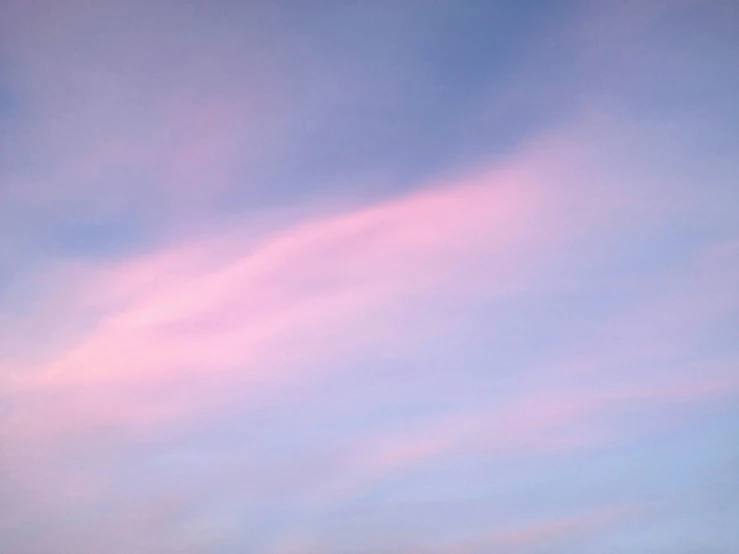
0,0 -> 738,552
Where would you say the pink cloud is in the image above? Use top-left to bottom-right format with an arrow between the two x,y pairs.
4,144 -> 587,436
4,117 -> 737,483
264,504 -> 638,554
3,111 -> 736,547
424,504 -> 639,554
305,372 -> 739,506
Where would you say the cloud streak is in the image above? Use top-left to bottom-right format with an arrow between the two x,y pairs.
1,1 -> 738,553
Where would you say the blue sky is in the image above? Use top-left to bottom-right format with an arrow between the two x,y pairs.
1,1 -> 738,553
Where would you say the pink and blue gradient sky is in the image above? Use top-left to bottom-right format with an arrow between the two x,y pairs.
1,0 -> 738,552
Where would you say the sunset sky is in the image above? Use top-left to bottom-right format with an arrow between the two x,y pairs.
1,1 -> 738,552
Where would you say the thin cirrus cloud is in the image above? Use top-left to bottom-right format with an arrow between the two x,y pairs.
4,136 -> 584,434
3,115 -> 738,551
1,0 -> 739,553
266,504 -> 638,554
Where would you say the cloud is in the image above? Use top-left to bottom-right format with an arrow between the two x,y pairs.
3,110 -> 738,527
422,504 -> 638,554
1,135 -> 584,437
263,503 -> 639,554
298,368 -> 739,509
1,2 -> 738,552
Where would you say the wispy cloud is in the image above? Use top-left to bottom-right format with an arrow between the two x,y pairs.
1,1 -> 738,552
